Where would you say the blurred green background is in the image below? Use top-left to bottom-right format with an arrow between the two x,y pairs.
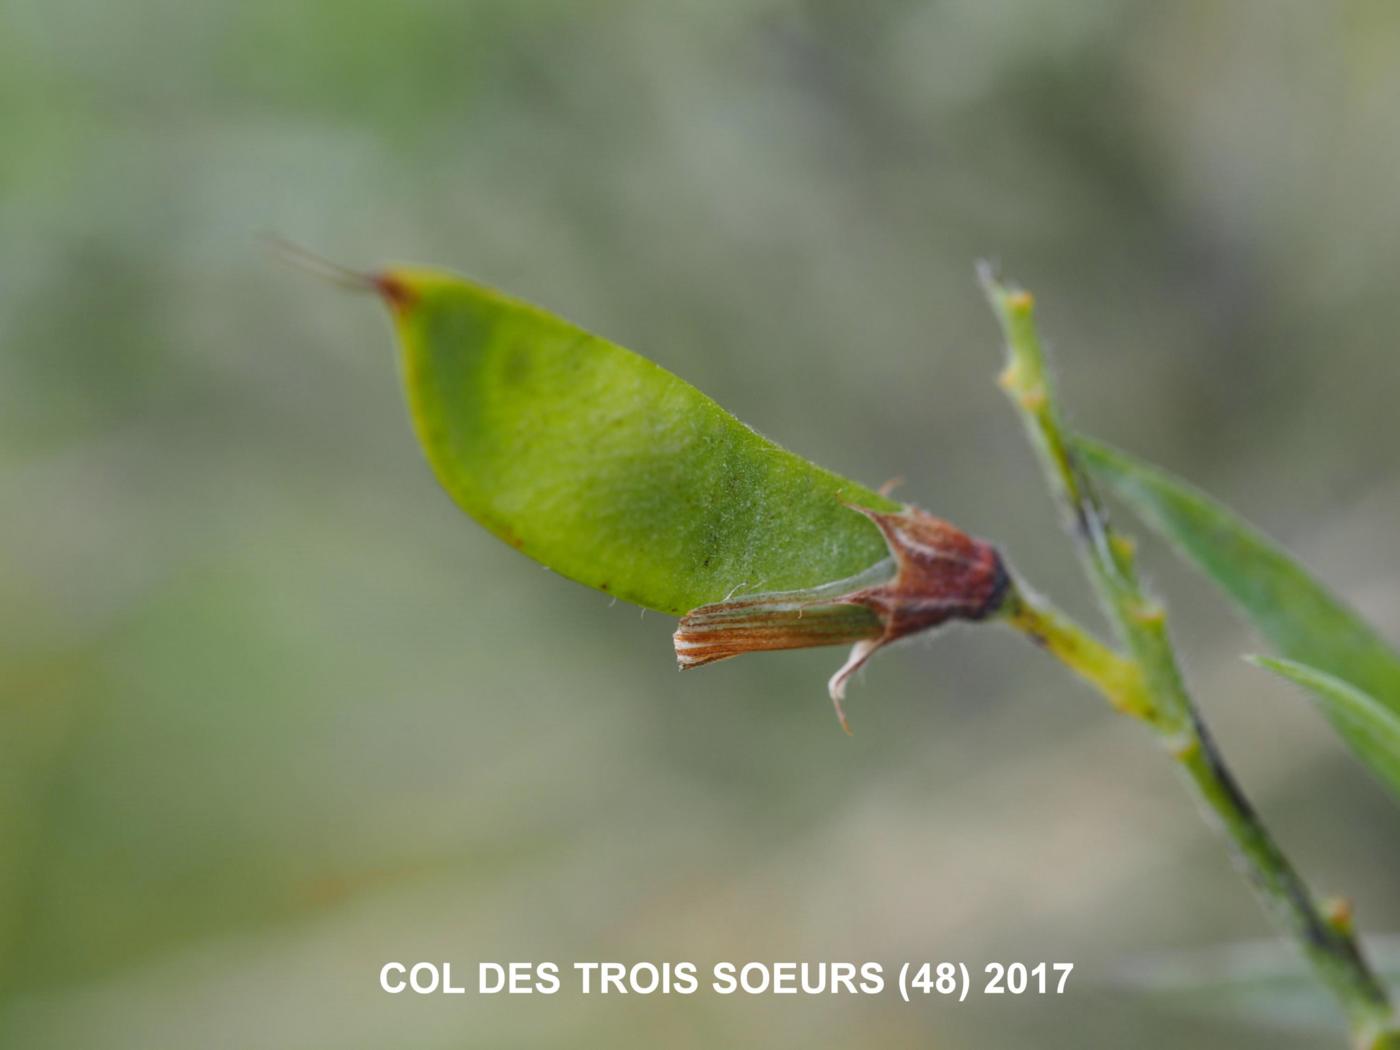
4,1 -> 1399,1047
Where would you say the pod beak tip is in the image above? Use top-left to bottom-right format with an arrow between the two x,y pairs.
372,272 -> 415,314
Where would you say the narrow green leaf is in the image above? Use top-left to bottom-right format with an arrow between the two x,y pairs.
1076,436 -> 1400,713
1249,656 -> 1400,801
376,265 -> 902,616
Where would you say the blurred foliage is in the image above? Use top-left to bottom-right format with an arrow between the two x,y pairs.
3,1 -> 1400,1048
1116,936 -> 1400,1036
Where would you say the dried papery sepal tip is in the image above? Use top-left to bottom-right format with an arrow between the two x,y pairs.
674,593 -> 886,670
673,503 -> 1010,732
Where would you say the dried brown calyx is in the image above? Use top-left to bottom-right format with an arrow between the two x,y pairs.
673,503 -> 1010,731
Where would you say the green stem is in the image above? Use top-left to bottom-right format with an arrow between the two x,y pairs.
1001,583 -> 1146,719
980,265 -> 1398,1047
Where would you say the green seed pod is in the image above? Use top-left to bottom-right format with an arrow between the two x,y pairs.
375,266 -> 901,617
285,245 -> 1010,728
